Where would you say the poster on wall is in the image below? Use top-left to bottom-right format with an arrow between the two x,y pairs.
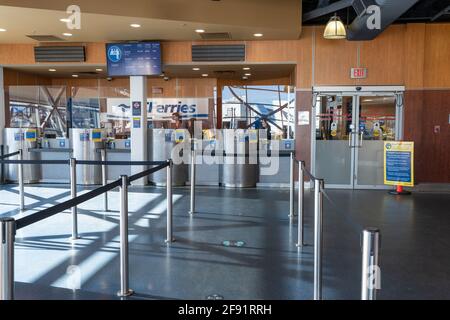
132,101 -> 142,116
384,141 -> 414,187
106,98 -> 210,121
133,117 -> 141,129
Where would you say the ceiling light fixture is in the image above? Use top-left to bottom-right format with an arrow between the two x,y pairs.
72,74 -> 79,78
195,29 -> 205,33
253,33 -> 263,37
242,76 -> 248,80
245,73 -> 252,76
193,67 -> 200,71
202,74 -> 208,77
0,28 -> 7,32
323,14 -> 347,40
243,67 -> 251,70
62,33 -> 72,37
49,69 -> 56,72
130,24 -> 141,28
60,18 -> 70,23
95,68 -> 103,72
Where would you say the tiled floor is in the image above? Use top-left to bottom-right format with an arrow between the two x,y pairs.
1,183 -> 449,300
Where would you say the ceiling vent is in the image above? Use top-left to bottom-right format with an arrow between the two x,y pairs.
26,35 -> 65,42
34,46 -> 86,62
199,32 -> 232,40
192,45 -> 245,62
213,70 -> 236,76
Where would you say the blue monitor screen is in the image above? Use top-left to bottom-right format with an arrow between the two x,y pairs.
106,42 -> 162,77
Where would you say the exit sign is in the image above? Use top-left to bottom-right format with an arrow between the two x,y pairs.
351,68 -> 368,79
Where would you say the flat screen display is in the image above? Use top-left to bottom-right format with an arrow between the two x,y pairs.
106,42 -> 162,77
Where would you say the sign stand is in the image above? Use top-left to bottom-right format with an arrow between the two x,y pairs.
388,185 -> 411,196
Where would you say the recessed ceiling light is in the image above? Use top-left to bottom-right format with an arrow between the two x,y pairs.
72,74 -> 79,78
242,76 -> 248,80
253,33 -> 263,37
0,28 -> 7,32
130,24 -> 141,28
195,29 -> 205,33
245,73 -> 252,76
95,68 -> 103,72
202,74 -> 208,77
49,69 -> 56,72
62,33 -> 72,37
243,67 -> 251,70
193,67 -> 200,71
60,18 -> 70,23
159,73 -> 165,77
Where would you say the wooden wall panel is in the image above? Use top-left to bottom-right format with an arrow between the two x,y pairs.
359,25 -> 406,86
162,41 -> 192,64
424,24 -> 450,89
314,26 -> 358,86
404,24 -> 425,89
246,40 -> 298,63
296,26 -> 314,89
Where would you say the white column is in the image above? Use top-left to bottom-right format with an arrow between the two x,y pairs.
130,76 -> 148,185
0,67 -> 5,145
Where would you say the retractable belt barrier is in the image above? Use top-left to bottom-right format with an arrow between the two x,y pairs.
0,151 -> 20,160
0,159 -> 172,300
289,152 -> 381,301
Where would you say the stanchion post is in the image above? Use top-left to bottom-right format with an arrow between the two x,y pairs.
165,160 -> 174,243
289,152 -> 295,219
296,161 -> 305,247
0,217 -> 15,300
361,228 -> 381,300
18,149 -> 25,211
101,149 -> 109,212
313,179 -> 324,300
70,158 -> 79,240
1,145 -> 4,184
118,175 -> 133,297
189,141 -> 196,215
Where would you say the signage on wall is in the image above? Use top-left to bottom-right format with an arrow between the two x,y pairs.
133,117 -> 141,129
132,101 -> 142,116
25,129 -> 37,142
350,67 -> 368,79
80,132 -> 90,142
106,98 -> 210,121
384,141 -> 414,187
298,111 -> 310,126
92,129 -> 103,142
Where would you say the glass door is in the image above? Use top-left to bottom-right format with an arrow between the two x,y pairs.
314,94 -> 356,188
313,88 -> 404,189
354,94 -> 401,188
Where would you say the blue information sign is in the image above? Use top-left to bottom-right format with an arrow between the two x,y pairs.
106,42 -> 162,77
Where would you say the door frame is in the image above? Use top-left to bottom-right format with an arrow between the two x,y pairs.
311,86 -> 405,189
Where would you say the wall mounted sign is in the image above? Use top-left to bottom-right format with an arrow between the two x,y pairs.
132,101 -> 142,116
298,111 -> 310,126
133,117 -> 141,129
351,67 -> 368,79
107,98 -> 210,120
80,132 -> 90,142
384,141 -> 414,187
14,132 -> 24,141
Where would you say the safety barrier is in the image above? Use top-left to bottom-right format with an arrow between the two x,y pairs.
289,153 -> 382,300
0,158 -> 172,300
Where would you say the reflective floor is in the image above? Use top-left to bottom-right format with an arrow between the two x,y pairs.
0,184 -> 449,300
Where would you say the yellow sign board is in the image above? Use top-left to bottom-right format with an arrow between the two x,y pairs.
384,141 -> 414,187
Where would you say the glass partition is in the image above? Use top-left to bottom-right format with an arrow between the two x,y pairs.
221,85 -> 296,139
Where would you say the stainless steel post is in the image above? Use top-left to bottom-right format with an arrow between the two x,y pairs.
165,160 -> 174,243
296,161 -> 305,247
313,179 -> 324,300
289,152 -> 295,219
70,158 -> 79,240
18,149 -> 24,211
189,146 -> 196,215
0,218 -> 15,300
101,149 -> 108,212
361,228 -> 381,300
118,175 -> 133,297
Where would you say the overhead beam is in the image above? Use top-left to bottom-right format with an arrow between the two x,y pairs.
431,5 -> 450,22
303,0 -> 354,22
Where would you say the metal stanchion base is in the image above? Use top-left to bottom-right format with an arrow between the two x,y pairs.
117,289 -> 134,297
296,243 -> 306,248
189,211 -> 195,215
165,238 -> 176,244
388,190 -> 412,195
70,236 -> 81,241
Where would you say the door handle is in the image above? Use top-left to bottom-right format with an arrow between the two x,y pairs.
348,132 -> 353,147
359,131 -> 363,148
